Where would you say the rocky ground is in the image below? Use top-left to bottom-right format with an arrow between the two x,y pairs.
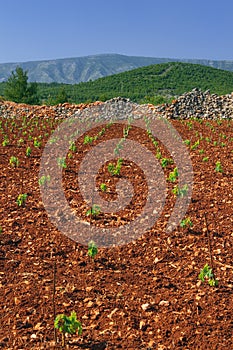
0,93 -> 233,349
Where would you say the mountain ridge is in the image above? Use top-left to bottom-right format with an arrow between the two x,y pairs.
0,53 -> 233,84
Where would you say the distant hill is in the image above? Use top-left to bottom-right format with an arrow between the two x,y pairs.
0,53 -> 233,84
37,62 -> 233,104
1,62 -> 233,105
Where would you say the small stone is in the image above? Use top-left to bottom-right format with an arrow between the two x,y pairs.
86,300 -> 94,308
159,300 -> 169,306
141,303 -> 150,311
139,320 -> 147,330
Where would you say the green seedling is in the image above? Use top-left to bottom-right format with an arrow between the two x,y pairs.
172,184 -> 188,197
145,119 -> 158,146
17,138 -> 24,146
2,136 -> 9,146
108,158 -> 123,176
88,240 -> 98,259
161,158 -> 173,168
198,264 -> 218,287
202,156 -> 209,162
57,157 -> 67,169
0,226 -> 2,234
83,126 -> 108,146
209,124 -> 215,131
100,183 -> 107,192
38,175 -> 51,186
33,138 -> 41,148
123,124 -> 131,138
16,193 -> 27,207
199,149 -> 205,154
106,121 -> 113,128
180,217 -> 193,228
187,121 -> 193,130
83,135 -> 94,144
112,122 -> 132,155
152,139 -> 158,147
147,134 -> 158,147
183,139 -> 191,146
26,147 -> 32,157
156,149 -> 162,160
215,161 -> 223,173
167,167 -> 178,182
48,136 -> 58,144
191,139 -> 200,150
97,126 -> 106,137
86,204 -> 101,217
9,156 -> 19,167
69,141 -> 77,152
54,311 -> 82,347
114,138 -> 125,155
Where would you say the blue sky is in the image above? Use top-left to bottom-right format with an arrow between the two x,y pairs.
1,0 -> 233,63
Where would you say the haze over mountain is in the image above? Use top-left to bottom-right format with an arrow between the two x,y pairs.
0,54 -> 233,84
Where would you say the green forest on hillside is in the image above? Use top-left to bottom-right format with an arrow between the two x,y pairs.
1,62 -> 233,105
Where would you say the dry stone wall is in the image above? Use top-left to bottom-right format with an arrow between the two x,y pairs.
151,88 -> 233,119
0,88 -> 233,120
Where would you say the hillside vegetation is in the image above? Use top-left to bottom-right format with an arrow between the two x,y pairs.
0,53 -> 233,84
1,62 -> 233,105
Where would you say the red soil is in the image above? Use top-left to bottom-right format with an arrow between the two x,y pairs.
0,112 -> 232,349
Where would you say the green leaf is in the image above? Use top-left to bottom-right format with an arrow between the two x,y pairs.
86,204 -> 101,217
88,240 -> 98,259
54,311 -> 82,336
198,264 -> 218,287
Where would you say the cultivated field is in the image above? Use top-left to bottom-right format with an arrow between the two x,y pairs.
0,108 -> 232,349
